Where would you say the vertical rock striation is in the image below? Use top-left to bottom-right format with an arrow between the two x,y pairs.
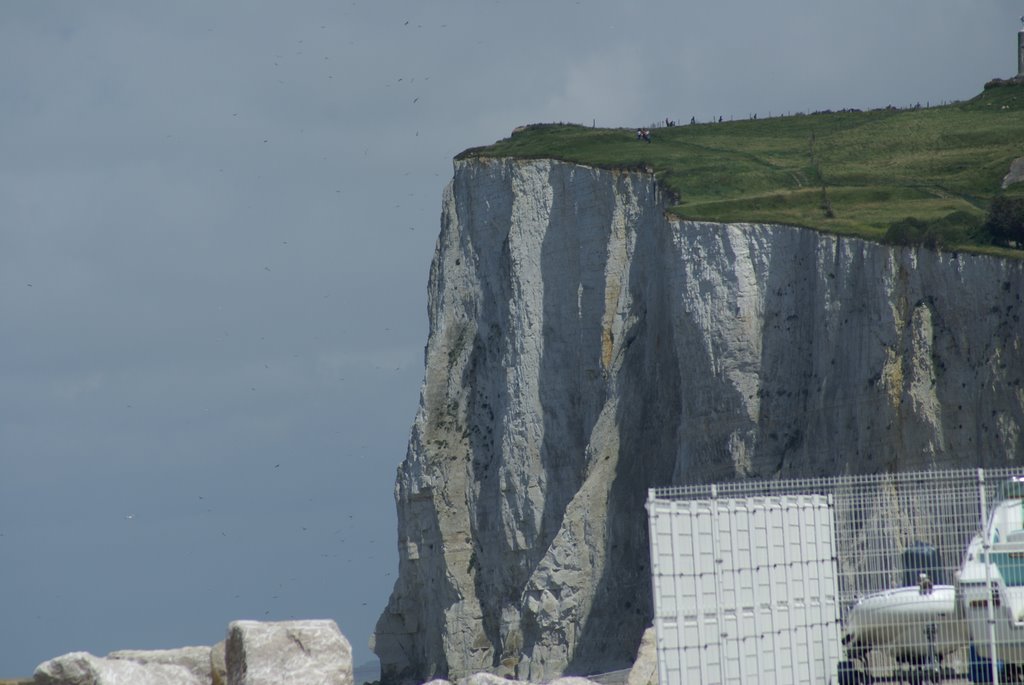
373,158 -> 1024,684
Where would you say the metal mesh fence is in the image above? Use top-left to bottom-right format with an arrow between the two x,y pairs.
647,468 -> 1024,685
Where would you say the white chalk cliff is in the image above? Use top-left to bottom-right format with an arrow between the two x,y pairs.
373,158 -> 1024,683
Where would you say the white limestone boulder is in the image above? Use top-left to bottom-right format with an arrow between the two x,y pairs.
548,677 -> 600,685
210,640 -> 227,685
225,619 -> 353,685
625,627 -> 657,685
107,646 -> 212,682
34,651 -> 203,685
461,674 -> 526,685
459,674 -> 599,685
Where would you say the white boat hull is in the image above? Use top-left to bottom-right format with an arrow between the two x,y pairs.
957,487 -> 1024,668
959,534 -> 1024,665
844,585 -> 967,663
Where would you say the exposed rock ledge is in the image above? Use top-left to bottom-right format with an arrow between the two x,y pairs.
1003,156 -> 1024,188
374,157 -> 1024,683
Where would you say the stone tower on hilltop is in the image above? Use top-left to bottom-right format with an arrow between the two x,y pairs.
1019,17 -> 1024,76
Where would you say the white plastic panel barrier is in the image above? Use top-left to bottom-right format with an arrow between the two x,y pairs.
647,493 -> 840,685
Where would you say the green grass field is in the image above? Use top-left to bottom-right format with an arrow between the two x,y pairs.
460,83 -> 1024,255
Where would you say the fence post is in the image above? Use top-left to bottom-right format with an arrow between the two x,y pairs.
708,484 -> 726,684
979,468 -> 1001,685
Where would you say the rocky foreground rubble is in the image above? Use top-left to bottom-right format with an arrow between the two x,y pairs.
28,620 -> 658,685
33,620 -> 351,685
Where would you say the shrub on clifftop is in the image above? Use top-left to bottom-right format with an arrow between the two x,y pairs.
884,211 -> 983,249
984,194 -> 1024,248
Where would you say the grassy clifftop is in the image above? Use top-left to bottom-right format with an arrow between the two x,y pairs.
460,84 -> 1024,255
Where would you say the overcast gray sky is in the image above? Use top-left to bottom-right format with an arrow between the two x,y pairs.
0,0 -> 1018,677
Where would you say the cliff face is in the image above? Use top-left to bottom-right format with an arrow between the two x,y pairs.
373,158 -> 1024,684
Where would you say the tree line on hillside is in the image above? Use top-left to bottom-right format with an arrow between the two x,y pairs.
884,195 -> 1024,251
